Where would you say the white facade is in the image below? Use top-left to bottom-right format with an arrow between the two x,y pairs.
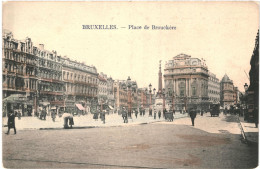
208,71 -> 220,104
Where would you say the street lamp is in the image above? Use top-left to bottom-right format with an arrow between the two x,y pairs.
162,88 -> 165,110
149,83 -> 152,109
145,88 -> 148,108
244,83 -> 249,92
127,76 -> 132,118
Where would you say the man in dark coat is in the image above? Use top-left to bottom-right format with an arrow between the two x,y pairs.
6,110 -> 16,135
158,110 -> 161,119
189,108 -> 197,126
122,107 -> 128,123
149,108 -> 152,117
163,108 -> 167,118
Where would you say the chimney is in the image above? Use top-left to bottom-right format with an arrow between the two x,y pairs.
39,44 -> 44,50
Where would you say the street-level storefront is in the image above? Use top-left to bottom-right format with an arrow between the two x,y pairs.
3,94 -> 34,117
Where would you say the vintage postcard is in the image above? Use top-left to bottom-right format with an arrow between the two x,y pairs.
2,1 -> 259,168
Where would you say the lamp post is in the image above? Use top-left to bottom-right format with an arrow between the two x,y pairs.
162,88 -> 165,110
145,88 -> 148,108
149,83 -> 152,109
127,76 -> 132,118
244,83 -> 249,115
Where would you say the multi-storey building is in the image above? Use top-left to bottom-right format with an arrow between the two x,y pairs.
107,77 -> 115,110
248,30 -> 259,117
233,87 -> 240,106
36,45 -> 64,115
2,30 -> 38,116
164,53 -> 209,111
208,71 -> 220,104
140,88 -> 148,108
98,73 -> 108,110
2,30 -> 99,116
113,80 -> 128,112
220,74 -> 234,109
61,57 -> 98,114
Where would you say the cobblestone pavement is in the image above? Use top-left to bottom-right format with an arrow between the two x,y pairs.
2,111 -> 187,130
2,113 -> 258,168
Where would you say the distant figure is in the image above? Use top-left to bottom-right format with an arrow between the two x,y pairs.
154,110 -> 157,119
149,108 -> 152,117
51,110 -> 56,122
163,108 -> 167,118
93,112 -> 98,121
122,107 -> 128,123
135,110 -> 138,118
201,110 -> 204,116
158,110 -> 161,119
189,108 -> 197,126
6,110 -> 16,135
101,110 -> 106,124
63,112 -> 74,129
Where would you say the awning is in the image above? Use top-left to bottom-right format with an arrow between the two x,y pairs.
76,104 -> 85,111
108,105 -> 114,110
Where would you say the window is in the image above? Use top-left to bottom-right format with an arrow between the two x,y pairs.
192,87 -> 196,96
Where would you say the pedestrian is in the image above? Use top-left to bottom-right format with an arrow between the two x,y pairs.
149,108 -> 152,117
101,110 -> 106,124
201,110 -> 204,116
51,110 -> 56,122
135,110 -> 138,118
154,110 -> 157,119
6,110 -> 16,135
189,107 -> 197,126
143,109 -> 145,116
158,110 -> 161,119
122,107 -> 128,123
163,108 -> 166,118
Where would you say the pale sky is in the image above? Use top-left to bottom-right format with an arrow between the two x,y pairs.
2,1 -> 259,91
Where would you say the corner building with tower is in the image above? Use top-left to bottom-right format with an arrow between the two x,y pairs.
164,54 -> 210,112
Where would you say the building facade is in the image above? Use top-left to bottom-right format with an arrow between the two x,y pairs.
208,71 -> 220,104
2,30 -> 98,116
113,80 -> 128,112
164,53 -> 209,111
220,74 -> 234,109
61,57 -> 98,114
2,30 -> 38,116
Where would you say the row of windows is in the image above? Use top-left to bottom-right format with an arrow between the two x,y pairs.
63,71 -> 98,84
209,90 -> 220,95
39,59 -> 61,71
39,84 -> 63,92
38,70 -> 61,81
66,83 -> 97,95
209,77 -> 219,83
4,50 -> 37,65
3,76 -> 37,90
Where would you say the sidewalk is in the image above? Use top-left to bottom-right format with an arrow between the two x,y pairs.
238,116 -> 259,145
2,112 -> 188,131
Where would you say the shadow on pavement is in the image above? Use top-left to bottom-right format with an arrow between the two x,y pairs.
222,115 -> 239,123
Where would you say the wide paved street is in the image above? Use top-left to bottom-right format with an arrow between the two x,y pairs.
3,113 -> 258,168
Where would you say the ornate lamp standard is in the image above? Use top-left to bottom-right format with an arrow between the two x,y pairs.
126,76 -> 132,118
149,83 -> 152,109
145,88 -> 148,108
153,88 -> 156,110
162,88 -> 165,110
244,83 -> 249,115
